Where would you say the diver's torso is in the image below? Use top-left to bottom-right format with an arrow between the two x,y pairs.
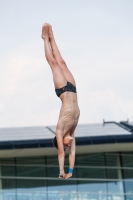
57,92 -> 80,137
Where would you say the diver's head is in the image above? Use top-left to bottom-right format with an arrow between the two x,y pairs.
52,135 -> 73,151
52,136 -> 58,149
63,135 -> 73,148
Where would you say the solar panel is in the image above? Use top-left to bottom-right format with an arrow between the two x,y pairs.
0,123 -> 131,143
129,122 -> 133,125
48,123 -> 131,137
0,126 -> 54,142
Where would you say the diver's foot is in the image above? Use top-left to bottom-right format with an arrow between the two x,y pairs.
65,173 -> 72,179
48,25 -> 54,40
42,23 -> 49,40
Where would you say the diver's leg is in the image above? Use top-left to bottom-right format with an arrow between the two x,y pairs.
48,24 -> 76,87
42,24 -> 67,88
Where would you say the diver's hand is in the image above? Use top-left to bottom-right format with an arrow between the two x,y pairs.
59,173 -> 66,179
65,173 -> 72,179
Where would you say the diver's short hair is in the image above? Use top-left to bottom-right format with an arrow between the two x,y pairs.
52,136 -> 58,149
52,136 -> 68,151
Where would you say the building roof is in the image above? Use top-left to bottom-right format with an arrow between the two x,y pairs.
120,121 -> 133,133
0,121 -> 133,150
49,122 -> 131,137
0,126 -> 54,142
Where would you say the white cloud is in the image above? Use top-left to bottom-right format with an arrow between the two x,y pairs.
78,88 -> 133,124
0,102 -> 4,111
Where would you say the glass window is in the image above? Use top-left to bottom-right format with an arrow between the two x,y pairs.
125,194 -> 133,200
121,153 -> 133,167
77,180 -> 107,195
122,168 -> 133,180
105,153 -> 119,166
47,155 -> 77,199
76,154 -> 106,194
16,180 -> 47,200
16,156 -> 45,165
0,158 -> 16,200
46,155 -> 77,178
105,153 -> 124,195
121,153 -> 133,196
77,191 -> 107,200
16,157 -> 47,199
46,156 -> 60,178
1,158 -> 15,189
16,157 -> 46,178
47,180 -> 77,200
1,152 -> 133,199
76,167 -> 105,179
76,153 -> 105,166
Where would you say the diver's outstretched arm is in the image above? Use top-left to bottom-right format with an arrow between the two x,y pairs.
65,135 -> 75,179
56,128 -> 66,178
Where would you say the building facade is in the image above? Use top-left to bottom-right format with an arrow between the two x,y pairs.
0,121 -> 133,200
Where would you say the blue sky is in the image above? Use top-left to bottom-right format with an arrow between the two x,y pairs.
0,0 -> 133,127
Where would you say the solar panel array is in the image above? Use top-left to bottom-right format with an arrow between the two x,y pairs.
129,122 -> 133,125
0,126 -> 54,142
0,123 -> 131,142
49,123 -> 131,138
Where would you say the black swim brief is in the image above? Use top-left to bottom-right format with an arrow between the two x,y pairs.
55,82 -> 77,97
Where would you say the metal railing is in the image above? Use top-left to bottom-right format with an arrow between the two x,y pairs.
0,163 -> 133,170
0,175 -> 133,182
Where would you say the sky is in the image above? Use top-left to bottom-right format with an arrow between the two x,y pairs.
0,0 -> 133,128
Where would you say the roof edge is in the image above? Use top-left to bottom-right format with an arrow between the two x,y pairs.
0,134 -> 133,150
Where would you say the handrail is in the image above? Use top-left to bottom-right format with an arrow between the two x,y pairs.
0,191 -> 133,196
0,163 -> 133,170
0,176 -> 133,182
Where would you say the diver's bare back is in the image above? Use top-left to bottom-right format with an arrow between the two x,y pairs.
57,91 -> 80,136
